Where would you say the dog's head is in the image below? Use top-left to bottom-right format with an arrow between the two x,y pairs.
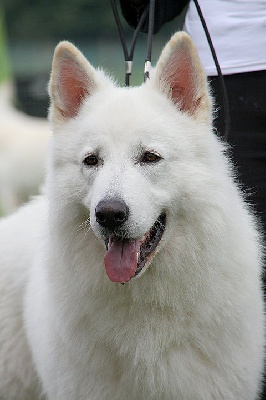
48,32 -> 213,284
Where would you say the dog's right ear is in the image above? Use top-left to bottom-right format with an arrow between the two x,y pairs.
49,41 -> 101,124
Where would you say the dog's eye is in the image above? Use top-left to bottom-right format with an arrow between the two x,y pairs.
141,151 -> 162,164
83,154 -> 99,167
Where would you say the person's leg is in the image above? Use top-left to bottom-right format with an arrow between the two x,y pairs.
209,71 -> 266,244
209,71 -> 266,399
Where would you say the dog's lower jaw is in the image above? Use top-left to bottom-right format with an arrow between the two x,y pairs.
135,213 -> 166,277
103,213 -> 166,283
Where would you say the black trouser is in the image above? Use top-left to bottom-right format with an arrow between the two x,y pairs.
209,71 -> 266,400
209,70 -> 266,247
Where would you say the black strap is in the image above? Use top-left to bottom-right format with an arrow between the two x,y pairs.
111,0 -> 149,86
193,0 -> 230,140
144,0 -> 156,81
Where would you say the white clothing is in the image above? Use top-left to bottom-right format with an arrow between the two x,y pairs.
184,0 -> 266,76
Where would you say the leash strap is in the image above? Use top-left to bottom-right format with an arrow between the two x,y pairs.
111,0 -> 149,86
144,0 -> 155,81
193,0 -> 230,140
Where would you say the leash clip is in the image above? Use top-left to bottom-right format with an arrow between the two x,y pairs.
144,60 -> 152,81
125,60 -> 133,75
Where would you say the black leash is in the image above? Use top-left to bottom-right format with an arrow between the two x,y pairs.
193,0 -> 230,140
111,0 -> 150,86
111,0 -> 230,140
144,0 -> 156,82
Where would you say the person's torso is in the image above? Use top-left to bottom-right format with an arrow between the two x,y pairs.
184,0 -> 266,75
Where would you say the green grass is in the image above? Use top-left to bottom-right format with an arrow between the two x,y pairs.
0,9 -> 11,83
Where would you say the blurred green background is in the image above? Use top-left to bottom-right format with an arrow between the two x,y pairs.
1,0 -> 184,118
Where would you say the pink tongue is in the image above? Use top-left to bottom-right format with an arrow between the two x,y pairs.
104,238 -> 141,283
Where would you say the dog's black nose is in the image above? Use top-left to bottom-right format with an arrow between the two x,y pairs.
95,199 -> 129,231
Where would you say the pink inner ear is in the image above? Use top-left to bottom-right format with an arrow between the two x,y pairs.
165,48 -> 197,114
57,61 -> 89,118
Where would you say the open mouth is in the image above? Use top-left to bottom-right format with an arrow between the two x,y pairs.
104,213 -> 166,283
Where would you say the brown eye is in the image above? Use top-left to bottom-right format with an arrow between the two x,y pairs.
141,151 -> 162,164
83,154 -> 99,167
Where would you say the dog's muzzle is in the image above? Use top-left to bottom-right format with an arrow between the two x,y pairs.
95,199 -> 166,284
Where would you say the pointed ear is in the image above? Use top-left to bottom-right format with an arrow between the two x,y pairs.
152,32 -> 211,121
49,41 -> 99,123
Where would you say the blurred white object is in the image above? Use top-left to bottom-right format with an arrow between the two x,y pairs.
0,82 -> 50,215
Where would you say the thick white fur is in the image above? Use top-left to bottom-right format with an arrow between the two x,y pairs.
0,32 -> 264,399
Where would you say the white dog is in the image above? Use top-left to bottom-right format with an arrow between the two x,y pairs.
0,32 -> 264,399
0,82 -> 50,215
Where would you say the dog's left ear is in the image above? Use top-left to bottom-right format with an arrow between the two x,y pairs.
49,41 -> 102,123
151,32 -> 211,122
